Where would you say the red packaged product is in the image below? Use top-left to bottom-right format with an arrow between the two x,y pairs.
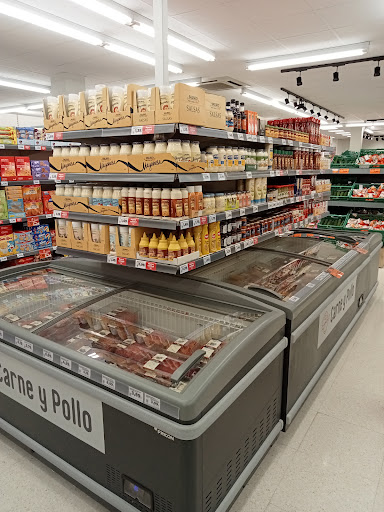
0,157 -> 16,178
43,191 -> 54,214
15,157 -> 31,177
22,185 -> 42,202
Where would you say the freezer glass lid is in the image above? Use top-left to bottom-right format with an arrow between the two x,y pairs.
194,249 -> 325,301
257,236 -> 349,264
38,288 -> 257,390
0,268 -> 114,331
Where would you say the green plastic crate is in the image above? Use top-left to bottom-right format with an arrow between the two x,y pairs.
318,214 -> 348,230
344,212 -> 384,242
330,184 -> 354,200
348,183 -> 384,202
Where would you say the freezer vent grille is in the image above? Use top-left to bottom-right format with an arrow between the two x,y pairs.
203,393 -> 280,512
105,465 -> 173,512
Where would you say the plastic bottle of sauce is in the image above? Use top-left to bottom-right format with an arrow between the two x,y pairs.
128,187 -> 136,214
186,232 -> 196,254
181,140 -> 192,162
201,224 -> 210,255
195,185 -> 203,216
179,234 -> 189,256
135,187 -> 144,215
139,233 -> 149,257
121,186 -> 129,214
112,187 -> 121,208
152,188 -> 161,216
148,234 -> 158,258
191,141 -> 201,162
161,188 -> 171,217
209,222 -> 217,253
187,186 -> 196,218
171,188 -> 183,218
182,188 -> 189,217
168,236 -> 181,261
92,186 -> 103,206
102,187 -> 113,207
218,146 -> 227,172
143,187 -> 152,216
193,225 -> 202,255
157,233 -> 168,260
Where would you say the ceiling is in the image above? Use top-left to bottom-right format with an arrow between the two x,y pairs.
0,0 -> 383,127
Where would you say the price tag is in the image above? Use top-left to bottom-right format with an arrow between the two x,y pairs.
43,349 -> 53,362
339,168 -> 349,174
135,259 -> 146,269
200,216 -> 208,225
107,255 -> 117,264
299,142 -> 303,147
288,140 -> 293,146
41,146 -> 47,151
237,133 -> 245,140
370,168 -> 380,174
217,173 -> 226,181
327,267 -> 344,278
248,238 -> 255,246
1,181 -> 8,186
252,205 -> 258,213
225,211 -> 232,220
53,210 -> 62,218
202,173 -> 211,181
252,135 -> 258,142
0,256 -> 7,262
24,341 -> 33,352
0,144 -> 5,149
203,255 -> 211,265
180,219 -> 190,230
225,246 -> 232,256
281,139 -> 286,145
78,365 -> 91,378
246,171 -> 253,179
143,125 -> 155,135
246,134 -> 253,142
45,133 -> 54,140
27,216 -> 40,227
118,216 -> 129,226
16,253 -> 24,258
15,337 -> 25,348
10,218 -> 16,224
60,357 -> 72,370
270,170 -> 275,177
57,173 -> 66,181
117,257 -> 127,266
102,375 -> 115,390
235,243 -> 241,252
289,296 -> 300,303
296,170 -> 303,175
192,217 -> 201,227
33,180 -> 40,185
146,261 -> 157,271
179,124 -> 189,134
253,236 -> 259,245
35,146 -> 41,151
353,246 -> 368,254
259,136 -> 266,143
127,217 -> 139,226
179,263 -> 189,274
227,132 -> 234,139
18,145 -> 25,150
49,173 -> 57,180
208,214 -> 217,223
132,126 -> 143,135
39,249 -> 51,260
240,208 -> 246,216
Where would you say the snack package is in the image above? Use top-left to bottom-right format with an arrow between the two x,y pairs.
31,160 -> 50,180
15,157 -> 32,177
0,190 -> 8,219
22,185 -> 42,202
24,201 -> 43,217
0,157 -> 16,178
42,191 -> 54,214
7,198 -> 25,219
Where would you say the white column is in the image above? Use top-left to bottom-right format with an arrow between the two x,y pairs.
51,73 -> 86,96
349,126 -> 364,152
153,0 -> 169,86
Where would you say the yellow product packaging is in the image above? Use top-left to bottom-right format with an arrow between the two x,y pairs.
215,222 -> 221,250
139,232 -> 149,257
186,232 -> 196,254
148,234 -> 158,259
157,234 -> 168,260
168,235 -> 181,261
201,224 -> 209,256
193,225 -> 202,255
179,234 -> 189,256
208,222 -> 217,253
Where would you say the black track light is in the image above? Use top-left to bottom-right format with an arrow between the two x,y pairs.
293,100 -> 298,108
310,107 -> 315,114
332,118 -> 336,123
317,111 -> 321,117
336,119 -> 340,124
324,114 -> 329,120
285,97 -> 290,104
333,68 -> 339,82
297,73 -> 302,86
376,137 -> 379,141
381,137 -> 384,141
374,62 -> 381,77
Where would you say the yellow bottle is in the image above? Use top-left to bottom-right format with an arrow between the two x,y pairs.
157,233 -> 168,260
168,235 -> 181,261
201,224 -> 209,255
148,233 -> 158,259
186,232 -> 196,254
179,234 -> 189,256
208,222 -> 217,253
167,232 -> 173,245
193,225 -> 203,255
139,232 -> 149,257
215,222 -> 221,250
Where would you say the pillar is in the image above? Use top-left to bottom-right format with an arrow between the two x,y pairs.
50,73 -> 86,96
349,126 -> 364,152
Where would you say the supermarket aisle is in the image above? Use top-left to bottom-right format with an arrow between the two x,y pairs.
0,272 -> 383,512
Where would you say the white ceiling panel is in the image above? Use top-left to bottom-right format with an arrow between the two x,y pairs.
315,0 -> 384,30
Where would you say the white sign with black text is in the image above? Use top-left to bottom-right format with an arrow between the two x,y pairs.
0,352 -> 105,453
318,277 -> 357,348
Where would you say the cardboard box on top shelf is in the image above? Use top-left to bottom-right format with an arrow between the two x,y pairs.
43,96 -> 65,133
69,220 -> 89,251
63,92 -> 86,131
106,85 -> 133,128
51,194 -> 89,213
204,93 -> 227,130
49,156 -> 87,173
84,87 -> 108,130
86,155 -> 129,174
128,153 -> 178,174
115,225 -> 161,259
132,84 -> 156,126
55,219 -> 71,248
154,83 -> 206,126
86,223 -> 110,254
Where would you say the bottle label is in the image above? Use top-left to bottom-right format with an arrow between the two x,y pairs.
183,198 -> 189,217
144,198 -> 152,216
136,198 -> 143,216
121,198 -> 128,215
149,247 -> 157,258
173,198 -> 183,218
111,198 -> 119,207
152,198 -> 161,216
161,199 -> 170,217
157,248 -> 168,260
139,246 -> 148,257
128,197 -> 136,214
227,159 -> 233,167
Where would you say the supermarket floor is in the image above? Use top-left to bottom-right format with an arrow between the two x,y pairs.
0,273 -> 383,512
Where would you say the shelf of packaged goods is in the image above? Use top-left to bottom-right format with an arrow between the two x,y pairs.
0,179 -> 56,186
0,140 -> 76,151
47,124 -> 336,153
0,247 -> 54,263
53,192 -> 330,231
55,212 -> 328,275
328,168 -> 384,175
330,199 -> 384,208
52,173 -> 177,184
0,214 -> 53,226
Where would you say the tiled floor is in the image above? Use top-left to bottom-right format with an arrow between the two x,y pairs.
0,271 -> 383,512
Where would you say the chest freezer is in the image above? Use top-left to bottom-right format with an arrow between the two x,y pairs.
190,230 -> 381,426
0,259 -> 286,512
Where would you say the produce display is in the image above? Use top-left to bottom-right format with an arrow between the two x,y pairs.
351,184 -> 384,199
346,215 -> 384,232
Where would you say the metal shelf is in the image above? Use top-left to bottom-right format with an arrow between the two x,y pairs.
330,199 -> 384,208
55,212 -> 328,275
0,140 -> 75,151
53,193 -> 330,232
327,168 -> 384,175
0,214 -> 53,226
0,247 -> 54,263
0,179 -> 56,186
59,173 -> 177,183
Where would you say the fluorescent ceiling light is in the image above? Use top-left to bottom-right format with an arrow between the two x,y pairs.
365,128 -> 374,134
184,82 -> 200,87
241,91 -> 273,105
0,106 -> 30,114
26,103 -> 44,110
247,42 -> 369,71
242,91 -> 310,116
133,21 -> 215,61
68,0 -> 132,25
321,124 -> 342,130
104,43 -> 182,73
0,2 -> 103,46
346,122 -> 384,127
0,79 -> 50,94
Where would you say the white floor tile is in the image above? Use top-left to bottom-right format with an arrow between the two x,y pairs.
270,449 -> 378,512
373,465 -> 384,512
298,412 -> 384,482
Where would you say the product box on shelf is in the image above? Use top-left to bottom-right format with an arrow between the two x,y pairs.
43,96 -> 65,133
115,226 -> 160,259
31,160 -> 50,180
16,127 -> 35,140
154,83 -> 206,126
0,157 -> 16,180
132,84 -> 156,126
106,85 -> 133,128
69,220 -> 89,251
49,156 -> 87,173
86,223 -> 110,254
0,225 -> 15,256
245,110 -> 258,135
63,92 -> 87,131
0,190 -> 8,219
84,87 -> 108,130
127,153 -> 206,174
6,194 -> 26,219
204,93 -> 227,130
88,202 -> 121,216
55,219 -> 72,249
51,195 -> 76,212
86,155 -> 129,174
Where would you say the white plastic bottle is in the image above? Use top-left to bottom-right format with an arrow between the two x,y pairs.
64,185 -> 74,197
171,188 -> 183,218
207,146 -> 219,171
112,187 -> 122,208
81,185 -> 93,199
218,146 -> 227,172
90,145 -> 100,156
109,226 -> 117,254
99,144 -> 110,156
135,187 -> 144,215
181,140 -> 192,162
92,186 -> 103,206
232,147 -> 239,171
132,142 -> 144,155
119,226 -> 130,247
109,144 -> 120,155
128,187 -> 136,214
143,141 -> 155,155
55,184 -> 65,196
226,147 -> 234,172
161,188 -> 171,217
191,141 -> 201,162
102,187 -> 113,207
120,143 -> 132,155
143,187 -> 152,216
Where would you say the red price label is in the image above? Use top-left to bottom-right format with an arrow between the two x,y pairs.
253,236 -> 259,244
327,267 -> 344,278
117,257 -> 126,266
370,168 -> 380,174
187,261 -> 196,271
200,216 -> 208,225
61,211 -> 69,218
128,217 -> 139,226
57,173 -> 66,181
39,249 -> 51,260
188,125 -> 197,135
146,261 -> 157,271
54,132 -> 63,140
27,216 -> 40,227
24,145 -> 31,150
41,146 -> 47,151
143,125 -> 155,135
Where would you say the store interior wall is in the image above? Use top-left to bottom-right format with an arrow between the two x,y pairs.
0,113 -> 43,128
362,138 -> 384,149
335,138 -> 350,154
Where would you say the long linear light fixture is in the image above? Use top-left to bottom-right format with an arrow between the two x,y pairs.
69,0 -> 132,25
346,122 -> 384,127
247,43 -> 369,71
0,78 -> 50,94
241,90 -> 310,118
0,0 -> 183,73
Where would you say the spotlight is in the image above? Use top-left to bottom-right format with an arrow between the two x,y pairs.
336,119 -> 340,124
376,137 -> 379,141
332,118 -> 336,123
374,62 -> 381,77
310,107 -> 314,114
333,68 -> 339,82
285,97 -> 290,104
297,73 -> 302,86
324,114 -> 329,120
317,111 -> 321,117
382,137 -> 384,141
293,100 -> 298,108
